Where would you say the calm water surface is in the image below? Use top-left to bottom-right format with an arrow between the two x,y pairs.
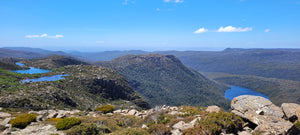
12,67 -> 51,74
12,62 -> 68,82
21,74 -> 69,83
15,62 -> 25,66
224,85 -> 270,100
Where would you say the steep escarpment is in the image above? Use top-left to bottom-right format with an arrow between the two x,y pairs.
0,65 -> 149,110
97,54 -> 229,108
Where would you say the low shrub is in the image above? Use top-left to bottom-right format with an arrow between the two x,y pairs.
294,121 -> 300,129
180,106 -> 205,117
252,131 -> 262,135
116,128 -> 150,135
66,123 -> 100,135
56,117 -> 81,130
98,125 -> 112,133
47,118 -> 63,122
183,112 -> 243,135
148,124 -> 172,135
116,115 -> 139,127
9,113 -> 37,129
96,105 -> 115,114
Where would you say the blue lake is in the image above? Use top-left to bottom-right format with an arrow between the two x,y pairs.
12,67 -> 51,74
12,62 -> 69,83
224,85 -> 270,100
21,74 -> 69,83
15,62 -> 25,66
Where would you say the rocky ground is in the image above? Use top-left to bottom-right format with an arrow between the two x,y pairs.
1,95 -> 300,135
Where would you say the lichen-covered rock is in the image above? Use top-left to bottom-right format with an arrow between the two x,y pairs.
9,123 -> 64,135
231,95 -> 284,121
172,121 -> 193,131
127,109 -> 138,116
0,112 -> 11,118
171,129 -> 181,135
0,117 -> 11,126
190,117 -> 201,126
254,122 -> 299,135
206,105 -> 222,113
231,95 -> 299,134
281,103 -> 300,122
238,131 -> 251,135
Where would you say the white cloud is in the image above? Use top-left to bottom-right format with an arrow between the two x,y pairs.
164,0 -> 184,3
25,34 -> 63,39
40,33 -> 48,37
265,29 -> 270,32
25,35 -> 40,38
123,0 -> 135,5
217,26 -> 252,32
48,35 -> 64,38
194,28 -> 208,34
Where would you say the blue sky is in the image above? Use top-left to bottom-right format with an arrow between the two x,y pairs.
0,0 -> 300,51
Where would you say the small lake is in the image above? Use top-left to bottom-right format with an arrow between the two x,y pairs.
224,85 -> 270,100
12,67 -> 51,74
21,74 -> 69,83
12,62 -> 69,83
15,62 -> 25,66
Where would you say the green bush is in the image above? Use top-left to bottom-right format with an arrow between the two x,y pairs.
56,117 -> 81,130
9,113 -> 37,129
294,121 -> 300,130
66,123 -> 100,135
183,112 -> 243,135
148,124 -> 171,135
96,105 -> 115,114
116,128 -> 150,135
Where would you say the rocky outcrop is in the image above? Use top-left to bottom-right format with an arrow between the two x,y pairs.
113,105 -> 181,119
281,103 -> 300,122
206,105 -> 222,113
29,109 -> 81,121
0,113 -> 11,119
8,123 -> 64,135
231,95 -> 300,134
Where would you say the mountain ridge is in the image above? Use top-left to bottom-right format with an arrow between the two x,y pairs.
97,54 -> 230,108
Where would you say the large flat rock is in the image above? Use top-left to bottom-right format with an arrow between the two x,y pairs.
281,103 -> 300,122
231,95 -> 299,134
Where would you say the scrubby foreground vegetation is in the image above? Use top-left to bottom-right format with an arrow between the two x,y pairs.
2,95 -> 300,135
0,105 -> 250,135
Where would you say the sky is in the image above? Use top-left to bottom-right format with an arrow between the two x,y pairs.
0,0 -> 300,52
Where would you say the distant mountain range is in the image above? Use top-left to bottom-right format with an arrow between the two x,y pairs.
2,47 -> 299,81
1,47 -> 300,106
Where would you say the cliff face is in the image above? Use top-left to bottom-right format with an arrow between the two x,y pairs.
0,65 -> 150,110
98,54 -> 230,108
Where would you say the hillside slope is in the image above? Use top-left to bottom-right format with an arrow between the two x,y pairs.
0,63 -> 149,110
97,54 -> 230,108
